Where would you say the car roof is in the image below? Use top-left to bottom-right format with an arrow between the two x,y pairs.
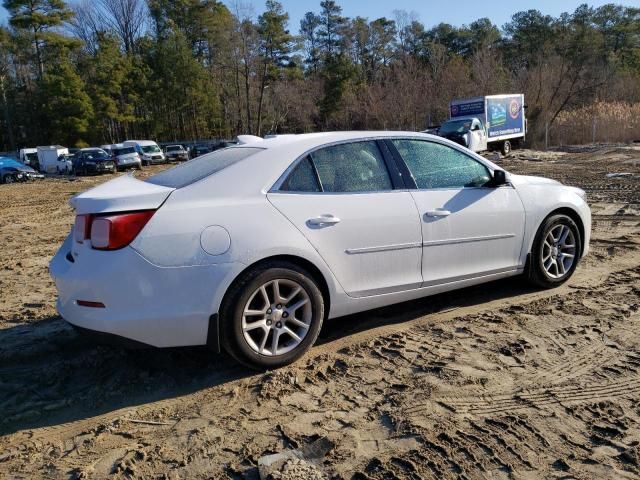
179,131 -> 454,198
125,140 -> 157,145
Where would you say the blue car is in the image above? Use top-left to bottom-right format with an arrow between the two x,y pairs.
0,157 -> 44,184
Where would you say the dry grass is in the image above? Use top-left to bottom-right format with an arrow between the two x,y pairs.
551,101 -> 640,145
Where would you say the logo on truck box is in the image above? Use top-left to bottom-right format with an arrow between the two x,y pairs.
509,99 -> 520,119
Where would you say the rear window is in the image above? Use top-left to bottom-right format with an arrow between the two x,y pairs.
113,147 -> 135,155
146,147 -> 262,188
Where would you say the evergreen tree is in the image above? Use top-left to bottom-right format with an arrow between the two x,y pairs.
256,0 -> 292,135
4,0 -> 74,79
39,50 -> 93,146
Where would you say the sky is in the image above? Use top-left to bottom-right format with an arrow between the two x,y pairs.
224,0 -> 638,31
0,1 -> 636,31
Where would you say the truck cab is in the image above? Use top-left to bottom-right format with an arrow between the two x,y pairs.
438,117 -> 487,152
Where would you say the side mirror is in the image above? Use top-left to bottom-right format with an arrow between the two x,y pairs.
492,169 -> 507,186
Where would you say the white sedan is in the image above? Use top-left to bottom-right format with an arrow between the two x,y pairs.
50,132 -> 590,369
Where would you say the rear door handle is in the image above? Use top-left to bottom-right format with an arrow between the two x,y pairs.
307,214 -> 341,226
425,209 -> 451,217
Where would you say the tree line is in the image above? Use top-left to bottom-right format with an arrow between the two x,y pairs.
0,0 -> 638,150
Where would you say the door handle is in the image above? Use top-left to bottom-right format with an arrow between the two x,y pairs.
425,209 -> 451,217
307,214 -> 341,226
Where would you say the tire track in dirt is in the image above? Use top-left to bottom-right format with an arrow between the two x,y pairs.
2,149 -> 640,478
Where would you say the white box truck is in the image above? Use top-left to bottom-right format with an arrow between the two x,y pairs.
37,145 -> 69,174
438,94 -> 526,155
19,148 -> 38,168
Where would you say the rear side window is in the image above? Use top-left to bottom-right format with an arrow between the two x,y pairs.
146,147 -> 262,188
280,157 -> 320,192
280,141 -> 393,193
392,140 -> 491,189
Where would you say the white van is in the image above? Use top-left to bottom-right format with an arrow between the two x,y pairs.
123,140 -> 166,165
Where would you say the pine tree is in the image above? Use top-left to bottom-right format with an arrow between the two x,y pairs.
39,49 -> 93,146
4,0 -> 74,80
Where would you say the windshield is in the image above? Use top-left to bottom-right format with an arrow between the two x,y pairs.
146,147 -> 262,189
166,145 -> 183,152
113,147 -> 136,156
25,153 -> 38,162
440,119 -> 473,134
141,145 -> 161,153
83,149 -> 110,160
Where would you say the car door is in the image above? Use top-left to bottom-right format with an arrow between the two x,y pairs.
469,120 -> 487,152
268,140 -> 423,298
388,138 -> 525,285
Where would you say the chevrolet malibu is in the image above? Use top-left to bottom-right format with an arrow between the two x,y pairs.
50,132 -> 590,369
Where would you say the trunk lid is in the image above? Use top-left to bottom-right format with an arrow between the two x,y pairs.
70,174 -> 175,215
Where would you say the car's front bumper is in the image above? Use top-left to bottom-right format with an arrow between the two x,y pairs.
49,234 -> 236,348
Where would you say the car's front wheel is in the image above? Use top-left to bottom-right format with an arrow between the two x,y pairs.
528,214 -> 581,288
221,262 -> 324,370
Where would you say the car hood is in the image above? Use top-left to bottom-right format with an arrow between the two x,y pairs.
508,174 -> 562,186
70,174 -> 175,215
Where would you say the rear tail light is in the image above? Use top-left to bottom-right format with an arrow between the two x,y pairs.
74,210 -> 155,250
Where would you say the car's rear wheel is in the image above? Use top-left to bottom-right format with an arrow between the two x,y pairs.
528,214 -> 581,288
501,140 -> 512,156
221,262 -> 324,370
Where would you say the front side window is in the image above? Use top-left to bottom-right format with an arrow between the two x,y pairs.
392,140 -> 491,189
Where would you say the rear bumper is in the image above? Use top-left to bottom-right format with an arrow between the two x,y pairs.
49,234 -> 235,348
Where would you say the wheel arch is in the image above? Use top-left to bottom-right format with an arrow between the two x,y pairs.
220,254 -> 332,321
531,207 -> 586,257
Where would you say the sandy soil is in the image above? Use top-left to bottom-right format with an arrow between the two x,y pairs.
0,147 -> 639,479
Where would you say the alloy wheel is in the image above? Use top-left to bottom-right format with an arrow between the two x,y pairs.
241,279 -> 312,356
541,224 -> 576,279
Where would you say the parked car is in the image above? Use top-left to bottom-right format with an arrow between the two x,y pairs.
72,148 -> 116,175
191,144 -> 213,158
164,144 -> 189,162
0,157 -> 44,183
123,140 -> 165,165
110,144 -> 142,171
99,145 -> 113,157
50,132 -> 591,370
56,154 -> 74,174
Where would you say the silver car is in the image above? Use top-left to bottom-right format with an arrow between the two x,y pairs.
111,145 -> 142,171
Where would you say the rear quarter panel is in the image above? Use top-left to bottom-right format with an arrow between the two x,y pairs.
130,188 -> 345,317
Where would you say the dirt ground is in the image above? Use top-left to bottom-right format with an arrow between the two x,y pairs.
0,146 -> 639,479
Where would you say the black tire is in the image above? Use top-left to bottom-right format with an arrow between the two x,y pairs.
528,214 -> 582,288
501,140 -> 512,156
4,174 -> 16,184
220,261 -> 325,370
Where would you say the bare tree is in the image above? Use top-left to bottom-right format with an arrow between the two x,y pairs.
68,0 -> 103,54
98,0 -> 147,53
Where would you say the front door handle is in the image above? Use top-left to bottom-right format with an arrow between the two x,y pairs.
307,214 -> 341,226
425,209 -> 451,217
